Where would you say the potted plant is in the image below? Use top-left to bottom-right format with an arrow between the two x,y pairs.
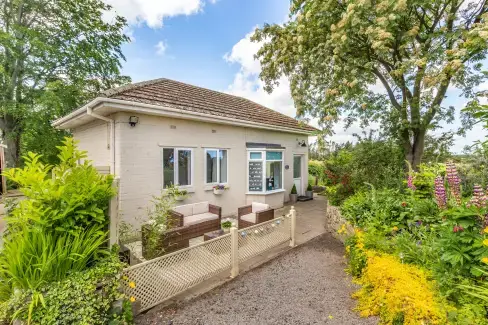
306,183 -> 314,198
221,219 -> 233,233
166,184 -> 188,201
290,184 -> 298,203
213,184 -> 228,195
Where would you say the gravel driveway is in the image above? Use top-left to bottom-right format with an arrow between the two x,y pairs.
136,234 -> 377,325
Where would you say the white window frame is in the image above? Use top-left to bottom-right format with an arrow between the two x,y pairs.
246,149 -> 285,194
204,148 -> 229,185
162,147 -> 194,188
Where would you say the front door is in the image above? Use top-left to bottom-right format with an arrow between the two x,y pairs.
293,155 -> 303,195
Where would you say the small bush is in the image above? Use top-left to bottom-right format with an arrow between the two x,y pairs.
353,251 -> 451,325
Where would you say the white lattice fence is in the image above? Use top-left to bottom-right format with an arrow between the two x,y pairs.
123,233 -> 232,312
238,214 -> 291,262
122,207 -> 296,314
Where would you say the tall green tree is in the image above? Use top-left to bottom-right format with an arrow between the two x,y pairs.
0,0 -> 130,166
253,0 -> 488,169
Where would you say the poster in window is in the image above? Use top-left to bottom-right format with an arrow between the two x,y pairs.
248,161 -> 262,191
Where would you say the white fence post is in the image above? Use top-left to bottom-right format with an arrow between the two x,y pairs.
230,226 -> 239,278
290,206 -> 296,247
109,177 -> 120,247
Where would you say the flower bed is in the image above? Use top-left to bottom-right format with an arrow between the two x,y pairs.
341,162 -> 488,324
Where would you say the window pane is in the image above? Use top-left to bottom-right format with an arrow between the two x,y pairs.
293,156 -> 301,179
206,150 -> 218,183
178,150 -> 191,186
219,150 -> 227,183
266,161 -> 282,190
162,148 -> 174,188
249,152 -> 262,160
266,151 -> 282,160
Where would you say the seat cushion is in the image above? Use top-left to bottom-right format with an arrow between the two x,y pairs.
240,213 -> 256,224
184,212 -> 219,226
251,202 -> 269,213
192,201 -> 209,215
173,204 -> 193,217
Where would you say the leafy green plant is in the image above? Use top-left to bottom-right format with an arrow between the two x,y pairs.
165,184 -> 189,199
0,226 -> 108,298
221,220 -> 232,229
306,183 -> 313,191
0,253 -> 130,325
3,138 -> 115,234
290,183 -> 297,194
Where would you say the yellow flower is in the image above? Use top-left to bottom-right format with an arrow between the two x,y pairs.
328,315 -> 334,319
483,239 -> 488,247
357,242 -> 365,250
129,281 -> 136,288
345,245 -> 351,253
122,275 -> 128,281
484,227 -> 488,234
130,296 -> 136,303
392,226 -> 399,231
482,257 -> 488,264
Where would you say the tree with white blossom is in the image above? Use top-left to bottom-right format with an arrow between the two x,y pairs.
253,0 -> 488,169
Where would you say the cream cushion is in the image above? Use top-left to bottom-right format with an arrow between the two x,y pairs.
184,212 -> 219,226
173,204 -> 193,217
251,202 -> 269,213
240,213 -> 256,223
192,201 -> 209,215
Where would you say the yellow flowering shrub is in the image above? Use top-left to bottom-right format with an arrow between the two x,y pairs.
353,251 -> 451,325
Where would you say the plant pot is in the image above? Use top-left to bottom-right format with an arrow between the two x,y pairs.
222,227 -> 230,233
306,191 -> 314,198
213,189 -> 224,195
290,193 -> 298,203
175,195 -> 185,201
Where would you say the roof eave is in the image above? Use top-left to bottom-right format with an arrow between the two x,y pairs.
52,98 -> 318,135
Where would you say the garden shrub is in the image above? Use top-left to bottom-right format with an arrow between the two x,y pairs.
353,251 -> 451,325
3,137 -> 115,234
0,254 -> 129,325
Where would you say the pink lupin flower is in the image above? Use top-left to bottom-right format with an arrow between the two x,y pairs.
446,162 -> 461,205
407,174 -> 416,191
434,176 -> 447,209
469,184 -> 488,208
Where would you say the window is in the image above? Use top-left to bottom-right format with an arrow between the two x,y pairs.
248,150 -> 284,192
162,148 -> 193,188
205,149 -> 228,184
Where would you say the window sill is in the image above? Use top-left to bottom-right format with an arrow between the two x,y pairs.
245,189 -> 286,195
204,184 -> 230,191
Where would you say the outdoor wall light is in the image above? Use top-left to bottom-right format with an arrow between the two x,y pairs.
297,139 -> 307,147
129,116 -> 139,127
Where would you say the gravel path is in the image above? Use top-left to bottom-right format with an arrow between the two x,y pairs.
136,234 -> 378,325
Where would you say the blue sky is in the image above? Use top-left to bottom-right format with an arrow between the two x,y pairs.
104,0 -> 486,153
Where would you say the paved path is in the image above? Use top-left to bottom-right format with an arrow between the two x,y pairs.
136,233 -> 377,325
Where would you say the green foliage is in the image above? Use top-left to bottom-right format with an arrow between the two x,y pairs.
0,226 -> 107,296
290,183 -> 297,195
308,160 -> 324,185
0,254 -> 129,325
253,0 -> 488,168
164,184 -> 189,199
0,0 -> 131,166
306,183 -> 313,191
221,221 -> 232,229
410,163 -> 444,199
323,139 -> 404,205
3,138 -> 115,234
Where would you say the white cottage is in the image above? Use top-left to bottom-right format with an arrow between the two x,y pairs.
53,78 -> 317,226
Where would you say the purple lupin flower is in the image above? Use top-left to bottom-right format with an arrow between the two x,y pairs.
407,174 -> 416,191
434,176 -> 447,209
469,184 -> 487,208
446,162 -> 461,205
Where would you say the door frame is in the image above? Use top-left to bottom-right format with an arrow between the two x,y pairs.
293,154 -> 304,196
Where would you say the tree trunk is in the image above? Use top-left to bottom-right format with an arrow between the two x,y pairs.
0,115 -> 21,167
405,130 -> 426,171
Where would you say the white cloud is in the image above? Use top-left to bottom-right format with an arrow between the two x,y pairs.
224,30 -> 297,119
103,0 -> 214,28
155,40 -> 167,55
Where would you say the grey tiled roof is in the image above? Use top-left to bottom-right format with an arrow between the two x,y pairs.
101,78 -> 318,133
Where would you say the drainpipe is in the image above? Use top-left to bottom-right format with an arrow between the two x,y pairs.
87,106 -> 115,175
